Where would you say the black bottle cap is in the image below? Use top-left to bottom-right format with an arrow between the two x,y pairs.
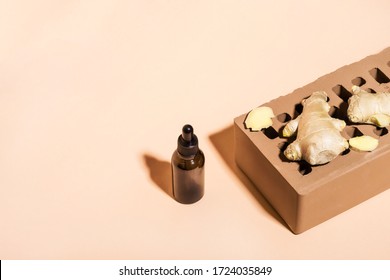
177,124 -> 199,157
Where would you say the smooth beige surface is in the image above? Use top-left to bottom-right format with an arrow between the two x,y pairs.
1,0 -> 390,259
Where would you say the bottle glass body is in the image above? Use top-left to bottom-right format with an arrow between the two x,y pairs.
171,149 -> 205,204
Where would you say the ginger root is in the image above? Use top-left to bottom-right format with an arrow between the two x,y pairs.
244,106 -> 275,131
348,135 -> 378,152
283,91 -> 349,165
347,86 -> 390,127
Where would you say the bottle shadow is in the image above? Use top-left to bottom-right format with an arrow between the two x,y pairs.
143,154 -> 173,198
209,124 -> 289,230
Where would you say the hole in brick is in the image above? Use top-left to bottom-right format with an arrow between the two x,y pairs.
344,126 -> 363,138
277,141 -> 289,150
369,67 -> 390,84
277,113 -> 291,123
351,77 -> 366,86
329,105 -> 348,121
329,106 -> 340,118
294,103 -> 303,117
366,88 -> 376,93
332,84 -> 352,102
298,161 -> 312,175
263,126 -> 279,139
339,102 -> 349,122
374,127 -> 388,137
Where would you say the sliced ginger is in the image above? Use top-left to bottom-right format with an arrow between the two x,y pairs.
348,135 -> 379,152
244,106 -> 275,131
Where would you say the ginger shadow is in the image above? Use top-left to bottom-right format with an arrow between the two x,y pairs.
143,154 -> 173,198
209,125 -> 288,230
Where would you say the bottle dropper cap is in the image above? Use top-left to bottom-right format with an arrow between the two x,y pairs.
177,124 -> 199,157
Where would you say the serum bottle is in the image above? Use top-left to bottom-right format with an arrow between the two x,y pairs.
171,124 -> 205,204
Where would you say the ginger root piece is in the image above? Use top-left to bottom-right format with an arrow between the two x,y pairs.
244,106 -> 275,131
348,86 -> 390,127
349,135 -> 378,152
283,91 -> 349,165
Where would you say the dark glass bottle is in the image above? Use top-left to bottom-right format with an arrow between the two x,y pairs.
171,124 -> 205,204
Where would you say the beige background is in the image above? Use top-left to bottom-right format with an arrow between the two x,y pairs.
1,0 -> 390,259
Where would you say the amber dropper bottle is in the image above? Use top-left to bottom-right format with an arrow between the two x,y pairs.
171,124 -> 205,204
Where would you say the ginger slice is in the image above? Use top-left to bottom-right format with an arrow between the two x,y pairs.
244,106 -> 275,131
348,135 -> 379,152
